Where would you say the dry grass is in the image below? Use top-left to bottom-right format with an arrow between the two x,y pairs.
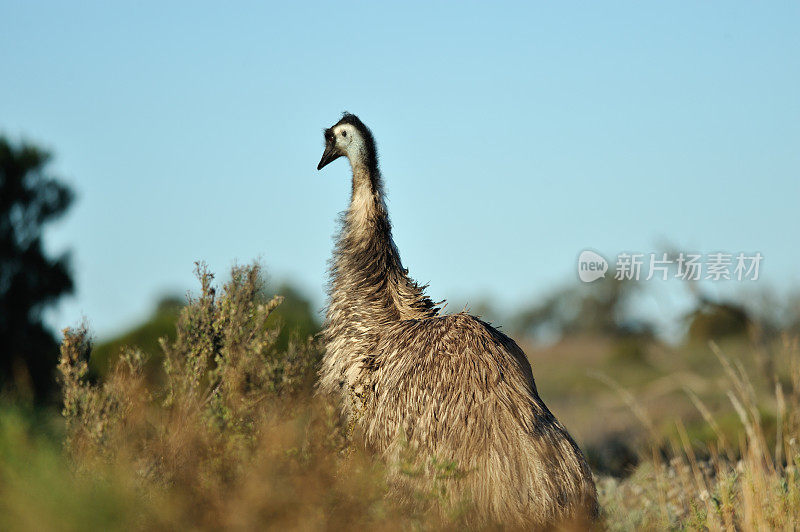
596,336 -> 800,530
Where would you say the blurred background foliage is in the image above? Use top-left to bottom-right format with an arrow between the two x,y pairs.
0,136 -> 73,403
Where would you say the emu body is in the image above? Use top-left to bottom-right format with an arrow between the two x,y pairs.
317,114 -> 597,527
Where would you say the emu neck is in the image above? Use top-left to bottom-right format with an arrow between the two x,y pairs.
328,158 -> 438,329
348,161 -> 383,233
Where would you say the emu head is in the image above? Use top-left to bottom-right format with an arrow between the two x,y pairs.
317,113 -> 378,172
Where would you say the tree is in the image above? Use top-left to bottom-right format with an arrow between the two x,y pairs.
0,136 -> 74,401
512,277 -> 650,340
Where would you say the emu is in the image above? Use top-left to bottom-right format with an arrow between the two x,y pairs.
316,113 -> 597,527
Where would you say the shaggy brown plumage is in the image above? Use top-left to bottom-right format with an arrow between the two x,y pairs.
317,113 -> 598,528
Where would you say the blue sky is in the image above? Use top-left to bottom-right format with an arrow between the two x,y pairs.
1,1 -> 798,338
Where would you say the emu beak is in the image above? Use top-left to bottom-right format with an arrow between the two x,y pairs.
317,144 -> 341,170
